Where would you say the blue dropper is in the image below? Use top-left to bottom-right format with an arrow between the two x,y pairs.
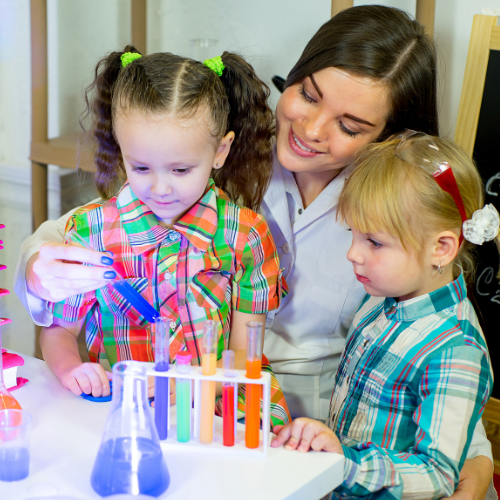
154,317 -> 170,440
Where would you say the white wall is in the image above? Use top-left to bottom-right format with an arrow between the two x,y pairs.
0,0 -> 499,355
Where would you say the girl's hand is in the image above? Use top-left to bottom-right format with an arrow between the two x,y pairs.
27,242 -> 115,302
271,418 -> 344,454
60,362 -> 112,397
148,375 -> 155,399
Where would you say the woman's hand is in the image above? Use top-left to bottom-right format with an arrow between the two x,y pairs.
60,362 -> 112,397
27,242 -> 116,302
449,457 -> 493,500
271,417 -> 344,454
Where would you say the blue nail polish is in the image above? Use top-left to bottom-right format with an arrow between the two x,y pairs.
104,271 -> 116,279
101,256 -> 114,266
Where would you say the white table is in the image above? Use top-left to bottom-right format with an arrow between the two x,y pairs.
0,355 -> 344,500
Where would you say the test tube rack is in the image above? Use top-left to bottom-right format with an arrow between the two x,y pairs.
146,364 -> 272,458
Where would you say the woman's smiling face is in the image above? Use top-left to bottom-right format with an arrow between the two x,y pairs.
275,67 -> 391,174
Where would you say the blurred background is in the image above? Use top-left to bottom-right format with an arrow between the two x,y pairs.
0,0 -> 498,356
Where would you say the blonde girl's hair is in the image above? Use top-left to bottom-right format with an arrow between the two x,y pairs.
337,136 -> 499,283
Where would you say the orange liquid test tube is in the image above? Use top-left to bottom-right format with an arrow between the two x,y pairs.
199,321 -> 217,444
245,322 -> 263,449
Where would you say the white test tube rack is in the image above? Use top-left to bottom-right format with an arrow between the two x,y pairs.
146,365 -> 272,458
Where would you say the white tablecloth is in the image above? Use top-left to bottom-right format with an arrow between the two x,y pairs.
0,354 -> 344,500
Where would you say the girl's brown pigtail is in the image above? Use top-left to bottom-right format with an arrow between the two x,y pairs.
215,52 -> 274,211
80,45 -> 141,199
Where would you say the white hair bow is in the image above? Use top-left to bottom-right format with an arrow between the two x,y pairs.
462,204 -> 500,245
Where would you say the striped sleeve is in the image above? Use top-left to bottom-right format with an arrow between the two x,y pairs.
232,213 -> 285,314
336,345 -> 492,499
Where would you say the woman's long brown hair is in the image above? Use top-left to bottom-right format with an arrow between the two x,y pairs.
286,5 -> 439,139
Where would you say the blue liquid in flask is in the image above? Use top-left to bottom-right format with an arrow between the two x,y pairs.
0,446 -> 30,481
91,437 -> 169,497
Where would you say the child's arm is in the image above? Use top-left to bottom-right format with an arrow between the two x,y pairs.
271,418 -> 343,454
227,309 -> 266,369
40,317 -> 111,397
273,346 -> 491,500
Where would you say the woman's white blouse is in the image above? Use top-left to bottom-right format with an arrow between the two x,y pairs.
261,152 -> 366,421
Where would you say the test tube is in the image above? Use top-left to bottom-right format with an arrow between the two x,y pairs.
199,320 -> 217,444
175,351 -> 192,442
245,321 -> 263,449
222,350 -> 236,447
154,317 -> 170,440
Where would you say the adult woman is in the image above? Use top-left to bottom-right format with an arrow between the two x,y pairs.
14,5 -> 493,497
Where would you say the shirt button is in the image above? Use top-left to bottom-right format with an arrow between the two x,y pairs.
164,271 -> 172,280
298,208 -> 303,215
167,232 -> 180,242
282,242 -> 291,254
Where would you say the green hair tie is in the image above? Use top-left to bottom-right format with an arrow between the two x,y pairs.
121,52 -> 142,68
204,56 -> 224,77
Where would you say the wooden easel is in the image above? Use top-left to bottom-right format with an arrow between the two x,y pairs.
454,14 -> 500,474
455,15 -> 500,154
30,0 -> 147,231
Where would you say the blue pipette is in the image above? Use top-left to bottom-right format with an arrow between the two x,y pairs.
64,230 -> 160,323
112,281 -> 159,323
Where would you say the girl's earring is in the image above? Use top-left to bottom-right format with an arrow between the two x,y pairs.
438,262 -> 443,275
216,163 -> 220,167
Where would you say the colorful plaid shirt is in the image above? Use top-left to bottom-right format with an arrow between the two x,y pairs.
327,274 -> 492,500
50,179 -> 290,426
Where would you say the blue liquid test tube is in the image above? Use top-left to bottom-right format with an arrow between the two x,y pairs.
175,351 -> 192,442
155,318 -> 170,440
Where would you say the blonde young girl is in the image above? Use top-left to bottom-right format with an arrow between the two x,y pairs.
272,133 -> 498,499
40,47 -> 290,426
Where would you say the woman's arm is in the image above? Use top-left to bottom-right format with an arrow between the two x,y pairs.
40,316 -> 111,397
13,205 -> 115,325
449,420 -> 495,500
451,457 -> 494,500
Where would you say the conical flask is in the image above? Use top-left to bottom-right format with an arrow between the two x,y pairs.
0,320 -> 21,411
90,361 -> 169,497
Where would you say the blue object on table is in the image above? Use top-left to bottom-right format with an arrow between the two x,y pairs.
113,281 -> 160,323
81,381 -> 113,402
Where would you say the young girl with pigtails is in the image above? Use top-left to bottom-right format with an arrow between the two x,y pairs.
39,47 -> 291,427
272,133 -> 498,499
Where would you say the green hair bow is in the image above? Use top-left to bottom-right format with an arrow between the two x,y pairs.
121,52 -> 142,68
204,56 -> 225,77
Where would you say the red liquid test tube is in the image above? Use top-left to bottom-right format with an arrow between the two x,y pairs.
222,350 -> 236,446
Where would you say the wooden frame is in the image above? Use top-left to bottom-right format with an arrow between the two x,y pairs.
454,15 -> 499,156
29,0 -> 147,231
330,0 -> 436,35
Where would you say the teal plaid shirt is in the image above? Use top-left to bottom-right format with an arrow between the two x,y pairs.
328,274 -> 493,500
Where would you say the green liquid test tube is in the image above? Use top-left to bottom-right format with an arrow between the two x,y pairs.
175,351 -> 192,443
